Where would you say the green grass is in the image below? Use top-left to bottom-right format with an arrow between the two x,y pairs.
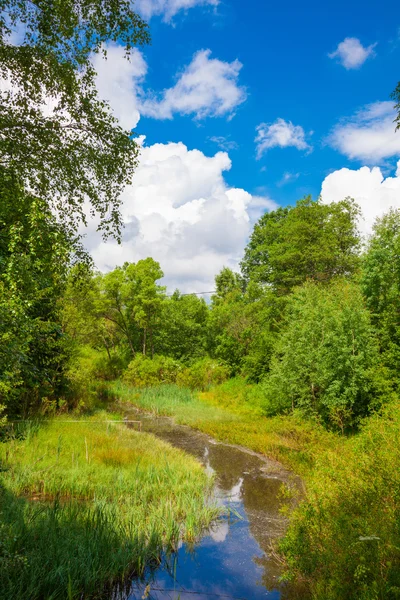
0,412 -> 218,599
111,379 -> 337,476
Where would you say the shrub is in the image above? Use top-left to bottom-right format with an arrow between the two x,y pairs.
280,400 -> 400,599
176,358 -> 229,391
123,354 -> 182,387
262,279 -> 386,430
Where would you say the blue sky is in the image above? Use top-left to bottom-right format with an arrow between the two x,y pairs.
86,0 -> 400,291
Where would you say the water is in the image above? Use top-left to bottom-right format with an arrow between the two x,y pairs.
121,412 -> 304,600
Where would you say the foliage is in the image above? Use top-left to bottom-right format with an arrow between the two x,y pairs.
123,354 -> 181,387
0,413 -> 217,599
0,0 -> 149,238
241,197 -> 361,295
280,400 -> 400,600
176,358 -> 229,391
210,273 -> 283,379
262,279 -> 385,430
0,187 -> 79,416
361,209 -> 400,381
155,291 -> 209,360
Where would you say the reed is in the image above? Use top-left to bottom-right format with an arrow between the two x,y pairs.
0,411 -> 218,599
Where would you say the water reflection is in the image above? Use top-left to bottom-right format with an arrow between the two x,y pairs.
122,413 -> 305,600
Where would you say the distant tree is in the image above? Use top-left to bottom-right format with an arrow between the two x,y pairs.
210,269 -> 283,378
241,197 -> 361,295
212,267 -> 244,305
97,259 -> 165,358
263,279 -> 384,431
156,292 -> 209,361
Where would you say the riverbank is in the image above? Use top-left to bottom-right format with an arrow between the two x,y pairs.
110,380 -> 337,478
111,380 -> 400,600
0,412 -> 218,600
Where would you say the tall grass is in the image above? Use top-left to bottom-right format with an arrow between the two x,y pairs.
0,412 -> 218,599
112,380 -> 336,475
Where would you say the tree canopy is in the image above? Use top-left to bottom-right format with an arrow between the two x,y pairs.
0,0 -> 150,237
241,197 -> 361,295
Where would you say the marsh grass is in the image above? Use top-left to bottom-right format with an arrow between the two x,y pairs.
112,381 -> 336,475
0,411 -> 218,599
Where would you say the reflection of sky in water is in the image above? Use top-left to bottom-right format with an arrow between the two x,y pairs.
123,416 -> 297,600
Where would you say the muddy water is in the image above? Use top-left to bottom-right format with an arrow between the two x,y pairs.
122,411 -> 304,600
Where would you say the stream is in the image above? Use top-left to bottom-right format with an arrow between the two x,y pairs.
119,409 -> 304,600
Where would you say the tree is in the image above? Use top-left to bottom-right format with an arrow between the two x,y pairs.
241,197 -> 361,295
124,259 -> 166,357
361,209 -> 400,379
263,280 -> 383,431
209,268 -> 282,378
0,185 -> 81,415
155,292 -> 209,361
0,0 -> 150,238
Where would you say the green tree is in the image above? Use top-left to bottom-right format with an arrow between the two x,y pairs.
0,185 -> 80,415
361,209 -> 400,379
95,259 -> 166,358
124,258 -> 166,357
241,197 -> 361,295
263,279 -> 383,431
156,292 -> 209,361
209,269 -> 282,378
0,0 -> 150,237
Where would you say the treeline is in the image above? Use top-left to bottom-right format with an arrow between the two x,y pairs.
47,196 -> 399,433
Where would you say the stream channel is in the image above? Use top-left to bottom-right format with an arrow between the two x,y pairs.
119,408 -> 303,600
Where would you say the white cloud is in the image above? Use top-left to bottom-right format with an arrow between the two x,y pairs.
140,49 -> 246,120
92,47 -> 246,127
92,44 -> 147,130
84,141 -> 277,292
321,161 -> 400,235
329,101 -> 400,163
135,0 -> 219,23
209,136 -> 239,151
328,37 -> 376,69
255,118 -> 311,159
277,171 -> 300,186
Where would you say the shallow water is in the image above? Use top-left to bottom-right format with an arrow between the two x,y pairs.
121,410 -> 304,600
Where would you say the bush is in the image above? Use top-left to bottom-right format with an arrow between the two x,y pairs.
262,279 -> 386,430
280,400 -> 400,599
176,358 -> 229,391
123,354 -> 182,387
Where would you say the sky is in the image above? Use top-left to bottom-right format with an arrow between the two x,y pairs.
85,0 -> 400,292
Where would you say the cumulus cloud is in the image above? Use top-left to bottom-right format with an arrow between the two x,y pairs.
321,161 -> 400,235
255,118 -> 311,159
329,101 -> 400,163
83,142 -> 277,292
92,44 -> 147,130
135,0 -> 219,23
92,47 -> 246,127
140,50 -> 246,120
328,37 -> 376,69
